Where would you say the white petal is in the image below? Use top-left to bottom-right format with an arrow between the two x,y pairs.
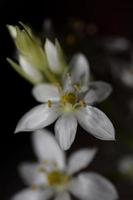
54,192 -> 71,200
15,104 -> 59,133
45,39 -> 61,74
55,114 -> 77,150
76,106 -> 115,140
32,129 -> 66,170
11,188 -> 53,200
7,25 -> 17,39
84,81 -> 112,104
67,148 -> 97,175
19,162 -> 47,186
70,53 -> 90,87
70,173 -> 118,200
32,83 -> 60,103
19,55 -> 43,83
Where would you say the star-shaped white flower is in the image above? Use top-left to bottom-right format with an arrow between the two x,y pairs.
11,129 -> 118,200
15,54 -> 115,150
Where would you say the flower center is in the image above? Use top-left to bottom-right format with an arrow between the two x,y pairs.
61,92 -> 77,106
48,170 -> 70,188
59,92 -> 86,113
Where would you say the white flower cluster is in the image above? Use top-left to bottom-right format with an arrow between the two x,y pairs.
11,130 -> 118,200
7,23 -> 118,200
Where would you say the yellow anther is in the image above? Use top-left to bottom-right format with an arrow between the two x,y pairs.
31,185 -> 38,191
48,100 -> 52,108
79,100 -> 86,107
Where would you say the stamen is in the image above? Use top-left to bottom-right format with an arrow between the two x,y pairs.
66,72 -> 72,86
48,100 -> 52,108
79,100 -> 87,107
74,83 -> 81,91
73,100 -> 86,109
31,185 -> 38,191
43,160 -> 58,171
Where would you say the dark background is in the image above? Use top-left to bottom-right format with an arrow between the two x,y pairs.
1,0 -> 133,199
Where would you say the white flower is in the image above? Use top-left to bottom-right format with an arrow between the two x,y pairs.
7,24 -> 66,84
11,129 -> 118,200
7,24 -> 45,84
118,155 -> 133,180
15,54 -> 115,150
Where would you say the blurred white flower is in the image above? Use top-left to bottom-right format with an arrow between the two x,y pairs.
118,155 -> 133,181
106,39 -> 133,88
102,37 -> 130,52
11,129 -> 118,200
15,54 -> 115,150
110,56 -> 133,88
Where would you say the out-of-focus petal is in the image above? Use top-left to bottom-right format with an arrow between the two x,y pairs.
19,162 -> 47,186
118,155 -> 133,177
76,106 -> 115,140
55,114 -> 77,150
15,104 -> 59,133
32,129 -> 66,170
54,192 -> 71,200
11,188 -> 53,200
103,37 -> 130,52
84,81 -> 112,104
67,148 -> 97,175
121,68 -> 133,87
69,172 -> 118,200
32,83 -> 60,103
